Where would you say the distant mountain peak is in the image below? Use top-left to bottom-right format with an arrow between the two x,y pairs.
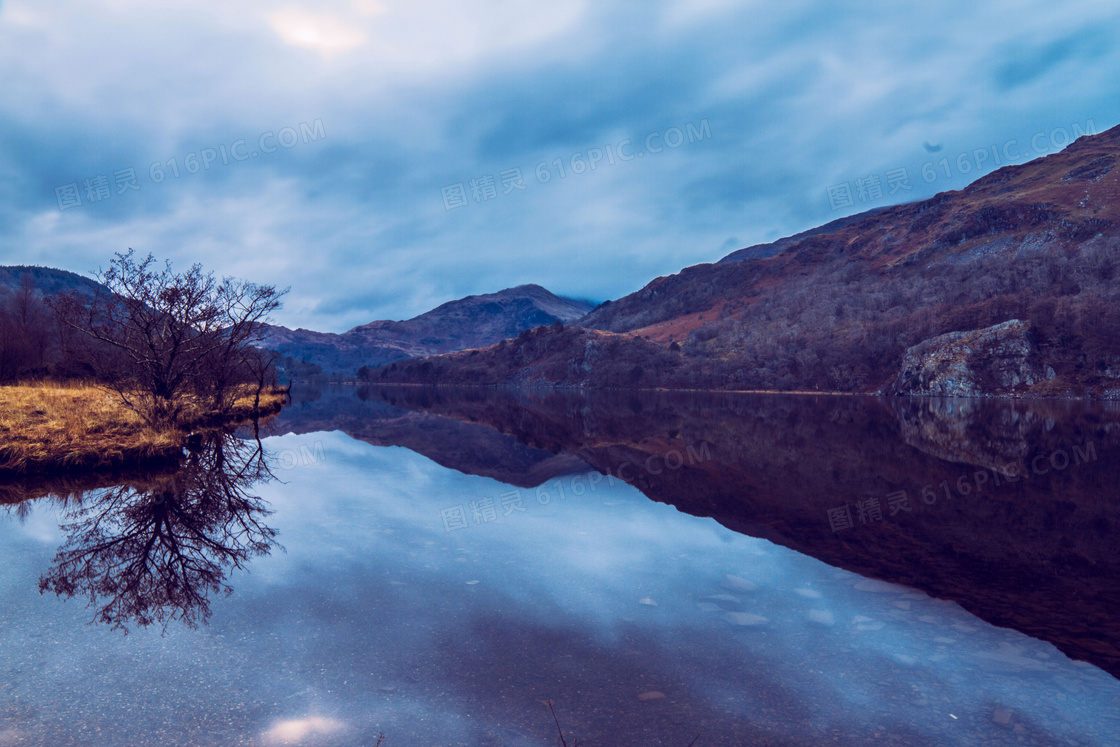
261,284 -> 594,377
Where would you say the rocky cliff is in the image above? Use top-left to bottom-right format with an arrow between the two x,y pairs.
892,320 -> 1056,396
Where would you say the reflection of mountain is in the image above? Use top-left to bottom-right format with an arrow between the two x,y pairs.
354,385 -> 1120,679
268,384 -> 589,487
34,431 -> 278,631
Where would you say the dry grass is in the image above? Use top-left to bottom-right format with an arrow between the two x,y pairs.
0,381 -> 284,477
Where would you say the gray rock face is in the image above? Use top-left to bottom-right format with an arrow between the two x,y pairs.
893,320 -> 1054,396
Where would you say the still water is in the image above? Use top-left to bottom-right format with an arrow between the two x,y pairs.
1,387 -> 1119,745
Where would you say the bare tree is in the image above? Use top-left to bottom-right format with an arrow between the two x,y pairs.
53,250 -> 286,426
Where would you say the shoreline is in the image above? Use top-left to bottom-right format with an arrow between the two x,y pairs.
302,380 -> 1117,401
0,384 -> 286,480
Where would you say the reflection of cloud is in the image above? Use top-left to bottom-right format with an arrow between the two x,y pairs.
262,716 -> 345,744
268,8 -> 367,56
13,509 -> 63,544
260,428 -> 1120,740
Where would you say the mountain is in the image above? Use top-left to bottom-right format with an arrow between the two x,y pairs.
377,123 -> 1120,397
715,206 -> 893,263
0,267 -> 595,383
0,266 -> 110,381
262,284 -> 594,377
0,265 -> 105,300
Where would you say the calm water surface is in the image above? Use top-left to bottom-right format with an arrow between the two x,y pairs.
1,387 -> 1118,745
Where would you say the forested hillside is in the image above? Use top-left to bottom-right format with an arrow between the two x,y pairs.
376,124 -> 1120,397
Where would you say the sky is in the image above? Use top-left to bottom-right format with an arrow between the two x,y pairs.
0,0 -> 1118,332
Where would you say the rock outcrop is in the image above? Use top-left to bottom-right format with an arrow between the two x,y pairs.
892,320 -> 1055,396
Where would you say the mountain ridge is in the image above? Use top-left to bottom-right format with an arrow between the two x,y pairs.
0,265 -> 594,382
374,122 -> 1120,397
0,265 -> 106,299
261,283 -> 594,376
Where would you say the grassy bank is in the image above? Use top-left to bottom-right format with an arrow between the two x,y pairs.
0,382 -> 285,477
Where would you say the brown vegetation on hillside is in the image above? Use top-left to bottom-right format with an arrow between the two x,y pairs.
376,124 -> 1120,396
264,284 -> 593,378
370,323 -> 690,388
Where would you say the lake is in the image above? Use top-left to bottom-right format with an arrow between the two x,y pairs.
2,386 -> 1119,745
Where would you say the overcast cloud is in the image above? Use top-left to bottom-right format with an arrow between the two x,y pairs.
1,0 -> 1117,331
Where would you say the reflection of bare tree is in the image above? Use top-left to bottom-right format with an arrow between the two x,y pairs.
37,430 -> 279,632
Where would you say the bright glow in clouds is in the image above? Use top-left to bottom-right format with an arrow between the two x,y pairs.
268,8 -> 368,57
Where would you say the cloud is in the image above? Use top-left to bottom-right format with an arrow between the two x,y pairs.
268,8 -> 368,57
0,0 -> 1118,331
